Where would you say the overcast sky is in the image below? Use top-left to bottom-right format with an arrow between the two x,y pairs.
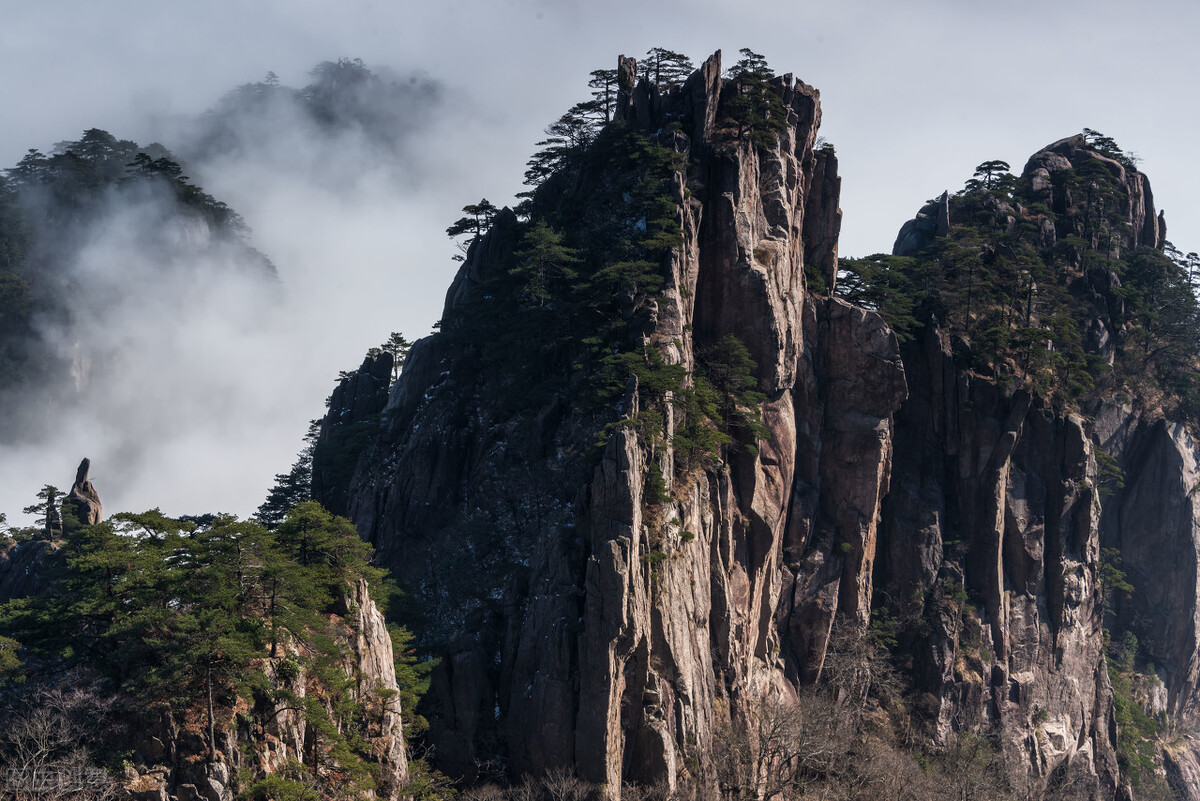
1,0 -> 1196,520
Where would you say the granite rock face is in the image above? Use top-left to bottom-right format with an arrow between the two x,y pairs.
122,579 -> 408,801
878,324 -> 1118,798
328,51 -> 909,787
323,61 -> 1191,799
64,457 -> 103,531
324,53 -> 902,791
881,133 -> 1200,797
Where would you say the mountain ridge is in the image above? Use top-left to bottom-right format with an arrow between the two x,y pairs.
320,50 -> 1200,799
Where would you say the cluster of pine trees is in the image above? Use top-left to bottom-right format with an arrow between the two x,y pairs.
0,501 -> 436,799
439,47 -> 788,492
836,131 -> 1200,414
0,128 -> 273,443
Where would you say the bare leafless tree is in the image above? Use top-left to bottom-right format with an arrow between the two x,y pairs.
620,777 -> 676,801
713,690 -> 853,801
459,783 -> 509,801
0,685 -> 122,801
820,619 -> 903,711
503,776 -> 541,801
541,767 -> 591,801
932,732 -> 1013,801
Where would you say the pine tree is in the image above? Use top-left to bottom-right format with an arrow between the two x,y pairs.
722,49 -> 788,149
510,221 -> 579,308
256,420 -> 320,528
446,198 -> 499,260
21,485 -> 62,541
381,332 -> 412,381
524,105 -> 598,186
587,69 -> 619,122
971,160 -> 1013,191
643,48 -> 694,91
0,634 -> 21,682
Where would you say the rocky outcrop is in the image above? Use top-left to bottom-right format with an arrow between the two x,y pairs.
329,51 -> 910,789
1024,134 -> 1164,254
893,191 -> 950,257
122,579 -> 407,801
879,324 -> 1119,798
802,148 -> 842,290
895,136 -> 1167,265
64,457 -> 102,531
0,457 -> 98,604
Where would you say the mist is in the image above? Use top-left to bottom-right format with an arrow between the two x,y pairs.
0,0 -> 1196,523
0,63 -> 493,521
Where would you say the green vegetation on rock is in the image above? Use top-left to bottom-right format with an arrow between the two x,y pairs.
0,500 -> 436,799
837,131 -> 1200,416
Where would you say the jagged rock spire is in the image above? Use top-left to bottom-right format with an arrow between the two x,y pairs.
64,457 -> 102,532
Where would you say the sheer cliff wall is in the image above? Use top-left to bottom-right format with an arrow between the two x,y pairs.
321,54 -> 1150,799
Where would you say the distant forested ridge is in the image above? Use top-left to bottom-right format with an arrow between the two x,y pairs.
0,128 -> 272,442
0,57 -> 441,446
182,58 -> 441,163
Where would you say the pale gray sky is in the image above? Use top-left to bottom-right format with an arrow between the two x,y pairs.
0,0 -> 1196,519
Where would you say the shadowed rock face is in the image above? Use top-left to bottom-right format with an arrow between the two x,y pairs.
0,538 -> 59,604
320,65 -> 1181,798
324,50 -> 909,787
1097,412 -> 1200,724
877,325 -> 1119,799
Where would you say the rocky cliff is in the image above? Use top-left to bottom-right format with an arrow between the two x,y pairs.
1096,408 -> 1200,723
878,323 -> 1119,798
322,55 -> 1196,799
879,132 -> 1199,798
122,578 -> 408,801
0,467 -> 408,801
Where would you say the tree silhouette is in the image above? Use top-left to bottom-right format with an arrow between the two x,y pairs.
446,198 -> 499,260
381,332 -> 412,380
722,49 -> 787,148
587,69 -> 619,123
642,48 -> 694,91
971,159 -> 1012,190
21,485 -> 62,541
524,105 -> 598,186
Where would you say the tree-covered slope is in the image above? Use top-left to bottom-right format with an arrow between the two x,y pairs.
838,131 -> 1196,417
0,128 -> 273,442
0,485 -> 427,800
